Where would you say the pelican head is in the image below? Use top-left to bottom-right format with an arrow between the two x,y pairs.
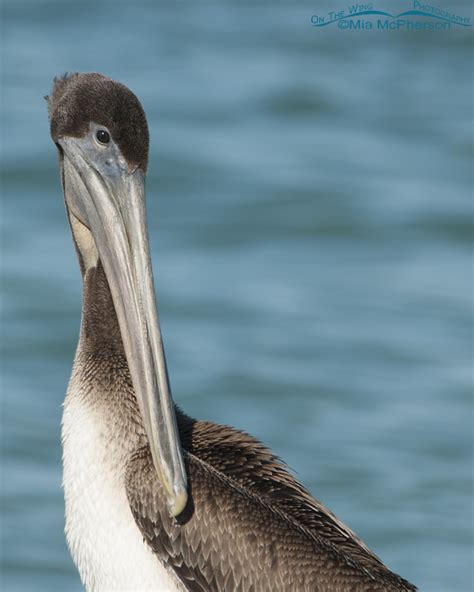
48,72 -> 187,517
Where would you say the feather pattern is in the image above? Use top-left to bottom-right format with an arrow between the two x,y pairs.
127,414 -> 417,592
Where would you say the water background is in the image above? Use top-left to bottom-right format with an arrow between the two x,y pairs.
1,1 -> 473,590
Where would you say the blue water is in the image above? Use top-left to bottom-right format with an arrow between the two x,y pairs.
1,1 -> 473,590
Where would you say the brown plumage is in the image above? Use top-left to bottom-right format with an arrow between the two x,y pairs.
48,72 -> 149,170
128,414 -> 416,591
50,72 -> 417,592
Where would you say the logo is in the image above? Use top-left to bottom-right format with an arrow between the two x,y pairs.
311,0 -> 471,31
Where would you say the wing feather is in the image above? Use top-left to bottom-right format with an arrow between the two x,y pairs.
126,418 -> 416,592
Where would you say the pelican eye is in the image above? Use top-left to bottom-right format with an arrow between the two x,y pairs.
96,129 -> 110,145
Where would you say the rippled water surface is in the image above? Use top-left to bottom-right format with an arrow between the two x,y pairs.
1,1 -> 473,590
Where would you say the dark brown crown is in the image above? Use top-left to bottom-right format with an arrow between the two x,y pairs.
47,72 -> 149,171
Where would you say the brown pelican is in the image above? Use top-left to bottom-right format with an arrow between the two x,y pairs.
48,72 -> 416,592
